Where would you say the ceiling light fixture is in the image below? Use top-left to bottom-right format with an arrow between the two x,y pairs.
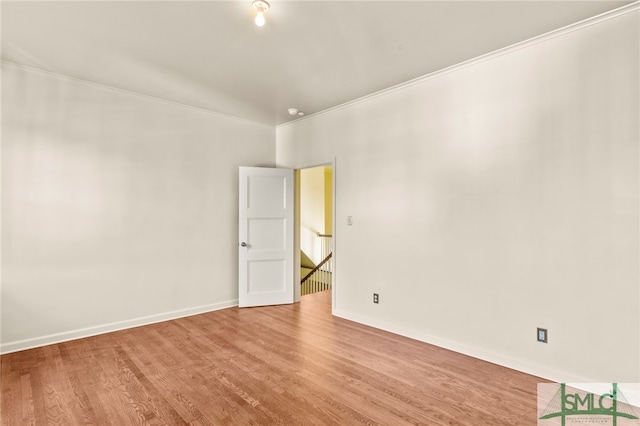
288,108 -> 304,117
252,0 -> 270,27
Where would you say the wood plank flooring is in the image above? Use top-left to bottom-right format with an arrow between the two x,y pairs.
1,291 -> 546,425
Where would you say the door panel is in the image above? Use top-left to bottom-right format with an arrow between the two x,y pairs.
239,167 -> 294,308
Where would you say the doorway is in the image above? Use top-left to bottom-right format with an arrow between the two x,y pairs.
296,165 -> 333,299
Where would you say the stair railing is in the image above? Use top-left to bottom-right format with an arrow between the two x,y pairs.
301,253 -> 332,295
301,233 -> 332,295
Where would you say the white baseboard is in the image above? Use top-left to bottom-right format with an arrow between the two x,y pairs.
333,310 -> 640,408
332,308 -> 596,385
0,300 -> 238,355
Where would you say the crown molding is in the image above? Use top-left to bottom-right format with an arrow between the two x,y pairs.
0,60 -> 274,130
278,1 -> 639,130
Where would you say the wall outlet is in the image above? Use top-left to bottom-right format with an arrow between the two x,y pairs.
373,293 -> 379,304
537,328 -> 548,343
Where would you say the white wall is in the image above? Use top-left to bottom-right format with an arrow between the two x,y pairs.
1,64 -> 275,352
277,10 -> 639,383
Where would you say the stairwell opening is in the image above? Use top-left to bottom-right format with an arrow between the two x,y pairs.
298,165 -> 333,297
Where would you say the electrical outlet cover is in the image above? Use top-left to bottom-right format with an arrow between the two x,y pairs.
537,328 -> 548,343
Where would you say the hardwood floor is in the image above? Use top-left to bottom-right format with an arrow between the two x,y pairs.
1,291 -> 546,425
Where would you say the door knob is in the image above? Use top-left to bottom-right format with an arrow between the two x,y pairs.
240,242 -> 248,247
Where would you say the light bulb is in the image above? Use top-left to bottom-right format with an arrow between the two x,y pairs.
251,0 -> 270,27
255,11 -> 265,26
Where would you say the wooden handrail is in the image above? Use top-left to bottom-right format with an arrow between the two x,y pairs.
317,233 -> 333,238
301,252 -> 333,284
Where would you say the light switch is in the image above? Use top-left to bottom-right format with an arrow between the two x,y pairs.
347,216 -> 353,226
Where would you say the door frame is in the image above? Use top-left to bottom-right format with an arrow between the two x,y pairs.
294,159 -> 336,312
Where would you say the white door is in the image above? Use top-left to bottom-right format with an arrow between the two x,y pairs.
238,167 -> 294,308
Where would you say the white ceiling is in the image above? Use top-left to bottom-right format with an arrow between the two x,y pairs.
1,1 -> 632,126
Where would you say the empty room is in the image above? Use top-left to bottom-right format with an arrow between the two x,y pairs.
1,1 -> 639,425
